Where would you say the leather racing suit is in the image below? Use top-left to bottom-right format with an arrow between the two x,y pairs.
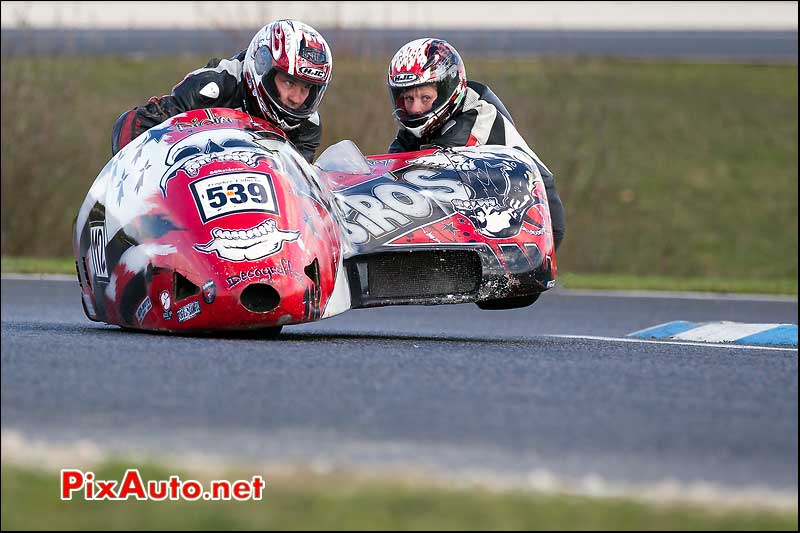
111,51 -> 322,163
388,81 -> 566,251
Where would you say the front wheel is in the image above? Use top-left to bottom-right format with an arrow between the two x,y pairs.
476,293 -> 540,310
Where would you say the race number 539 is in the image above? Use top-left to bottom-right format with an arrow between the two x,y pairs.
190,172 -> 278,223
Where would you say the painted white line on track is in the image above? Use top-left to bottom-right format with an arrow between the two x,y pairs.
628,321 -> 797,346
547,334 -> 799,352
672,323 -> 785,342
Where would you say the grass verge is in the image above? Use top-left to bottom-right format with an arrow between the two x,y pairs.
559,272 -> 798,296
2,56 -> 797,285
1,255 -> 76,275
1,461 -> 796,531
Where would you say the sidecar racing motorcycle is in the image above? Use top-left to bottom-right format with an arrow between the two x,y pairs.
73,108 -> 556,334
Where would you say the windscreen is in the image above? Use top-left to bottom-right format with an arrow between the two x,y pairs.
314,140 -> 372,175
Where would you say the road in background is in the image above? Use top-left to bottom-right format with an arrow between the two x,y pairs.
2,1 -> 796,60
2,28 -> 797,62
2,1 -> 797,30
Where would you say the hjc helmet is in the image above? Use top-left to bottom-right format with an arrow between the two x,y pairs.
243,20 -> 333,131
387,38 -> 468,138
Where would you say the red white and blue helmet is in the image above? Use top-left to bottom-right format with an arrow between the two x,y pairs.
243,20 -> 333,131
387,38 -> 468,138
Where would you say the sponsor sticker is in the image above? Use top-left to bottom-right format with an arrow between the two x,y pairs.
159,290 -> 173,320
393,72 -> 419,84
202,281 -> 217,304
298,66 -> 325,80
299,46 -> 327,64
177,301 -> 201,323
89,223 -> 109,280
135,296 -> 153,324
172,109 -> 233,132
190,172 -> 278,223
225,258 -> 302,289
159,290 -> 171,311
522,226 -> 547,236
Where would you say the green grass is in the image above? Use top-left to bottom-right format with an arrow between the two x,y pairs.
1,55 -> 796,284
1,255 -> 76,275
559,272 -> 798,295
2,462 -> 796,531
3,255 -> 797,295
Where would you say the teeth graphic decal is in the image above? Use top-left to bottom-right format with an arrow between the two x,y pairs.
159,128 -> 277,196
451,198 -> 498,210
193,220 -> 300,262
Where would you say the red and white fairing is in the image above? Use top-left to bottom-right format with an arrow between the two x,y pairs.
74,109 -> 344,331
74,108 -> 555,333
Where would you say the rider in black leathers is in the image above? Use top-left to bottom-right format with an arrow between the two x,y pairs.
387,39 -> 565,251
112,19 -> 332,164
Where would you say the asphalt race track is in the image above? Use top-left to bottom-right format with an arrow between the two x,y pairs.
2,277 -> 797,501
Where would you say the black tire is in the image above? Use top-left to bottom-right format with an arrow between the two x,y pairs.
258,326 -> 283,339
476,293 -> 540,310
228,326 -> 284,339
